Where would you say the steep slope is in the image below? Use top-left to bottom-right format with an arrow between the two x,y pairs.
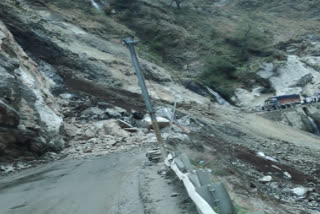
0,0 -> 320,213
0,20 -> 63,159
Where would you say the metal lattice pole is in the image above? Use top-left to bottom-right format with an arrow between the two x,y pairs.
123,36 -> 167,160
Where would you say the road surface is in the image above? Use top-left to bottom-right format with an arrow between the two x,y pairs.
0,150 -> 145,214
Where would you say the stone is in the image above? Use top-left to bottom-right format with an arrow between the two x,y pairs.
233,87 -> 265,107
155,106 -> 174,120
83,148 -> 92,153
291,187 -> 308,197
105,107 -> 126,118
64,123 -> 81,138
83,128 -> 96,140
141,116 -> 170,129
88,138 -> 98,144
0,20 -> 63,157
132,111 -> 144,120
0,100 -> 20,127
259,176 -> 272,183
124,128 -> 138,133
59,93 -> 73,100
117,119 -> 133,129
81,107 -> 104,117
170,193 -> 180,197
102,120 -> 130,137
283,171 -> 292,179
0,165 -> 15,173
261,55 -> 320,95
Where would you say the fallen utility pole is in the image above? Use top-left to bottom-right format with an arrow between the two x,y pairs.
123,36 -> 167,161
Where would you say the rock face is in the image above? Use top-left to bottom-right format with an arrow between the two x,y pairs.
0,21 -> 63,157
265,55 -> 320,96
0,0 -> 210,159
236,37 -> 320,109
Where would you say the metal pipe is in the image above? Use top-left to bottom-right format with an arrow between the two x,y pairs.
123,36 -> 167,160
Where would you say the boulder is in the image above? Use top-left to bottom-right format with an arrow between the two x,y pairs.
140,116 -> 170,129
258,55 -> 320,96
105,107 -> 126,118
291,187 -> 308,197
0,100 -> 19,127
81,107 -> 104,117
59,93 -> 73,100
117,119 -> 133,129
259,176 -> 272,183
233,87 -> 264,107
155,106 -> 174,120
102,120 -> 130,137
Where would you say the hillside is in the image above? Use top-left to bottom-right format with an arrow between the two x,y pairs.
0,0 -> 320,213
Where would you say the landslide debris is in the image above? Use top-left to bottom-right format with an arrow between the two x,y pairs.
0,1 -> 320,214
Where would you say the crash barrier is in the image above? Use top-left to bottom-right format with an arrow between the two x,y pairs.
165,152 -> 237,214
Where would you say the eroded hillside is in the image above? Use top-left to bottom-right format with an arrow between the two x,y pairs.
0,0 -> 320,213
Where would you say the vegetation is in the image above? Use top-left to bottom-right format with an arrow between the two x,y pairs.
169,0 -> 186,9
104,0 -> 275,101
197,21 -> 274,101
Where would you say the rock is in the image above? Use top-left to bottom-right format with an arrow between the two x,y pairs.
141,116 -> 170,129
117,119 -> 133,129
283,171 -> 292,179
29,141 -> 47,155
301,56 -> 320,70
260,55 -> 320,95
291,187 -> 308,197
88,138 -> 98,144
146,148 -> 162,162
282,110 -> 312,132
81,107 -> 104,117
64,123 -> 81,138
83,148 -> 92,153
0,165 -> 15,173
83,128 -> 96,140
233,87 -> 264,107
124,128 -> 138,133
259,176 -> 272,183
170,193 -> 180,197
257,152 -> 277,162
97,102 -> 112,108
102,120 -> 130,137
140,62 -> 171,82
163,133 -> 190,143
105,107 -> 126,118
294,73 -> 313,87
132,111 -> 144,120
155,106 -> 174,120
0,20 -> 63,156
59,93 -> 73,100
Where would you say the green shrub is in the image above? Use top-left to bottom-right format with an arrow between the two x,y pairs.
197,56 -> 237,101
216,87 -> 234,101
200,56 -> 236,85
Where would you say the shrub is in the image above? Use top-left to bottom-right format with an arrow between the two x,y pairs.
200,56 -> 236,86
197,56 -> 237,101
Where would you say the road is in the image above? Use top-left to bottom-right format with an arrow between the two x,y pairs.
0,151 -> 145,214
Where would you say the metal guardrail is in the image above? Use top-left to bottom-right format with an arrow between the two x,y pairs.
165,153 -> 237,214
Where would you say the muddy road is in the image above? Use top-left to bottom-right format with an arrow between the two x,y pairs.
0,151 -> 145,214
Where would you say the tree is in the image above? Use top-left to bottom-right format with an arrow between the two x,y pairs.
170,0 -> 184,9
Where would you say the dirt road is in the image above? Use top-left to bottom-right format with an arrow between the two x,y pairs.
0,151 -> 145,214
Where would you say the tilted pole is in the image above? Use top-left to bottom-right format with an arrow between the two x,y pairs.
123,36 -> 167,160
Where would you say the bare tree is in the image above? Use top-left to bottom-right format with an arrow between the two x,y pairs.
170,0 -> 184,9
